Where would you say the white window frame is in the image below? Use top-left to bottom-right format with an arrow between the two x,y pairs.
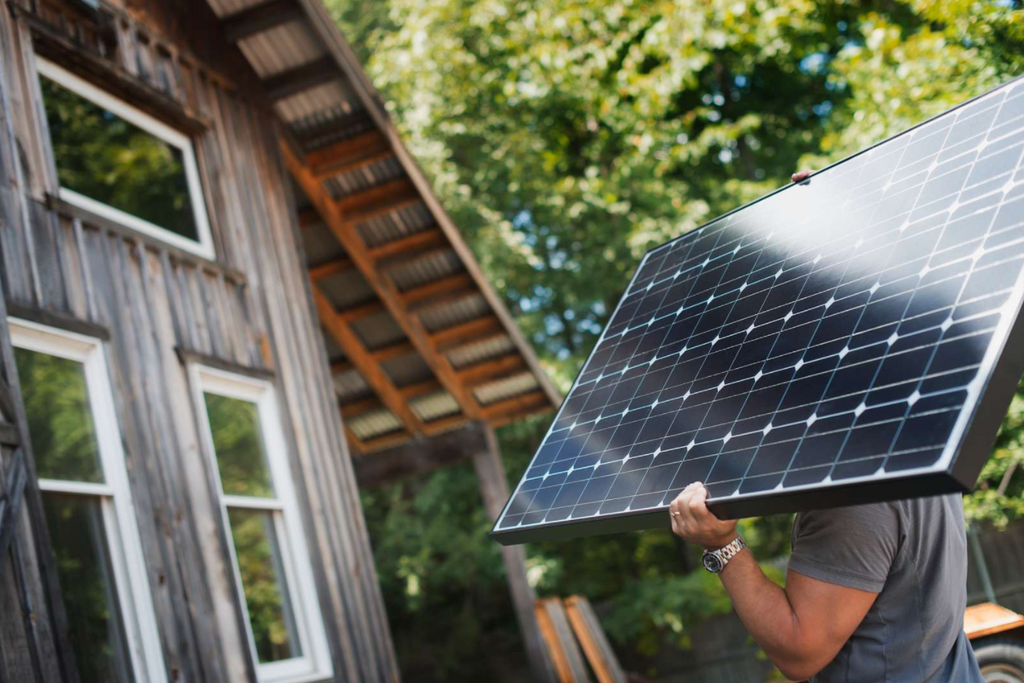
190,365 -> 332,683
8,318 -> 167,683
35,58 -> 216,261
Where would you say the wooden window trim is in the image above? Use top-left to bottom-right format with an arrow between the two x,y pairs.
189,364 -> 333,683
35,58 -> 216,260
8,317 -> 168,683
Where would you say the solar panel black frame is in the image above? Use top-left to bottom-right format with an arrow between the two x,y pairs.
493,75 -> 1024,546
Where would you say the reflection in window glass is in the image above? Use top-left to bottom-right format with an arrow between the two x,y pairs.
43,494 -> 133,683
15,348 -> 104,483
227,508 -> 301,664
39,75 -> 199,241
204,393 -> 274,498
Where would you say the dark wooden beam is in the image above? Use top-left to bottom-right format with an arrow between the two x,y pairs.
402,273 -> 474,308
331,358 -> 353,374
352,423 -> 489,487
433,317 -> 504,349
309,256 -> 353,280
263,57 -> 338,102
222,0 -> 304,42
336,178 -> 415,214
369,228 -> 446,261
400,379 -> 441,399
283,141 -> 484,419
371,340 -> 414,362
312,285 -> 422,434
458,354 -> 527,387
338,298 -> 385,322
308,130 -> 393,180
298,207 -> 321,227
344,192 -> 420,226
473,425 -> 557,682
482,390 -> 549,421
340,396 -> 380,418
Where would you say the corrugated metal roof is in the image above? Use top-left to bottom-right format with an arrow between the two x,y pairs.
410,392 -> 461,422
324,156 -> 404,199
348,409 -> 403,440
418,294 -> 489,333
474,372 -> 539,405
380,353 -> 433,388
356,203 -> 434,248
302,223 -> 348,263
333,369 -> 369,400
447,334 -> 515,369
209,0 -> 559,451
275,81 -> 358,126
387,249 -> 462,291
238,22 -> 324,78
204,0 -> 260,17
319,269 -> 376,310
350,310 -> 406,350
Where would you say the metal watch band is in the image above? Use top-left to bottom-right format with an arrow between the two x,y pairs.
703,536 -> 745,573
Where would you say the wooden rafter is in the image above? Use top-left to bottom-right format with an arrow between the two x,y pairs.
298,207 -> 321,227
222,0 -> 303,42
433,317 -> 504,349
343,192 -> 420,226
308,130 -> 393,180
371,339 -> 414,362
312,285 -> 424,434
401,273 -> 474,308
422,413 -> 469,436
482,390 -> 549,421
369,228 -> 446,261
458,354 -> 527,388
337,298 -> 385,322
263,57 -> 337,102
336,178 -> 414,213
283,140 -> 484,419
309,256 -> 353,280
340,396 -> 380,418
400,378 -> 442,399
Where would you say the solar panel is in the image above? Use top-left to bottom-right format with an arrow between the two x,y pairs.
493,77 -> 1024,545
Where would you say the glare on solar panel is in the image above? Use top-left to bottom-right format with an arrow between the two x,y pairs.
493,76 -> 1024,545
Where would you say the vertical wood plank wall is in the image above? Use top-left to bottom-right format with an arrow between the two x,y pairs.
0,1 -> 400,681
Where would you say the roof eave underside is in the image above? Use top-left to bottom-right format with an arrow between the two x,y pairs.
203,0 -> 560,452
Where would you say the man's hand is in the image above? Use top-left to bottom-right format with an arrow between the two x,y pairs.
791,169 -> 813,183
668,484 -> 879,681
668,482 -> 738,550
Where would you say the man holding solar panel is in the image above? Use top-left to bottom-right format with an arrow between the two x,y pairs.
665,171 -> 986,683
494,80 -> 1024,682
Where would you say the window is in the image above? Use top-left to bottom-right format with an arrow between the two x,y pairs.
36,58 -> 214,259
191,366 -> 332,683
9,319 -> 166,683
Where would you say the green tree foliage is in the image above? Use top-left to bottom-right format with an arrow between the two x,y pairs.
326,0 -> 1023,678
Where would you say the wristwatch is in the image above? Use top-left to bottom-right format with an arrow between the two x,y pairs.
702,536 -> 745,574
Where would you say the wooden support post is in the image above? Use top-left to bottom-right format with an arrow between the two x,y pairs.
472,424 -> 557,683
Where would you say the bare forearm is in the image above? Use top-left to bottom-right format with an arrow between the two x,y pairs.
718,550 -> 819,680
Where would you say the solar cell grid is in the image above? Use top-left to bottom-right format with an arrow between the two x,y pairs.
494,76 -> 1024,544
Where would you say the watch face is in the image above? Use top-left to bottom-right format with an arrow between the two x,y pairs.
703,553 -> 724,573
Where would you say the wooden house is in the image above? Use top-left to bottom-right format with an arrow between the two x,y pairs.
0,0 -> 560,681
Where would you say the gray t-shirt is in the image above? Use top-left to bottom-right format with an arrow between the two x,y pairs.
789,494 -> 984,683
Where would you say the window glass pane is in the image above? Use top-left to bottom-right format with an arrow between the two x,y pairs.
39,75 -> 199,242
14,348 -> 104,483
204,393 -> 274,498
42,493 -> 133,683
227,508 -> 301,663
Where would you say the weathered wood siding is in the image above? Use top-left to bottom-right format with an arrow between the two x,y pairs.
0,1 -> 399,681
